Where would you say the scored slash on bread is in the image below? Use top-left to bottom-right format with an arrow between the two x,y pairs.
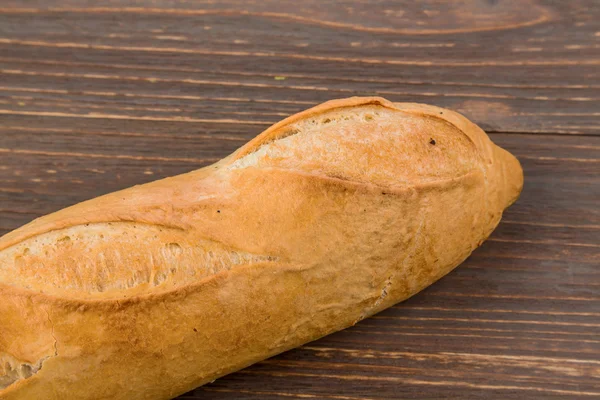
0,97 -> 523,400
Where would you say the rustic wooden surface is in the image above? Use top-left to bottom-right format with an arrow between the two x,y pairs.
1,0 -> 599,399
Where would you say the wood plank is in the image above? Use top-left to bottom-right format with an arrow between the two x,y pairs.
0,0 -> 599,135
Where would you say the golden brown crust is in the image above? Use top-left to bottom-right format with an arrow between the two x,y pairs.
232,97 -> 397,160
0,97 -> 523,399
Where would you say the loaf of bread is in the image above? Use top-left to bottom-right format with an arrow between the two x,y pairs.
0,97 -> 523,399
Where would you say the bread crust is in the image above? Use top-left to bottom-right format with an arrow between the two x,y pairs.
0,97 -> 523,400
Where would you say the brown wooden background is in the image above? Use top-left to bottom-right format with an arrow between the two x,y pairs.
1,1 -> 599,399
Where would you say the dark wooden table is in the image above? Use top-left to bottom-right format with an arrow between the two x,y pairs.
1,1 -> 599,399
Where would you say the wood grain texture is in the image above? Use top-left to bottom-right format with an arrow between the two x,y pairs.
0,0 -> 598,399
